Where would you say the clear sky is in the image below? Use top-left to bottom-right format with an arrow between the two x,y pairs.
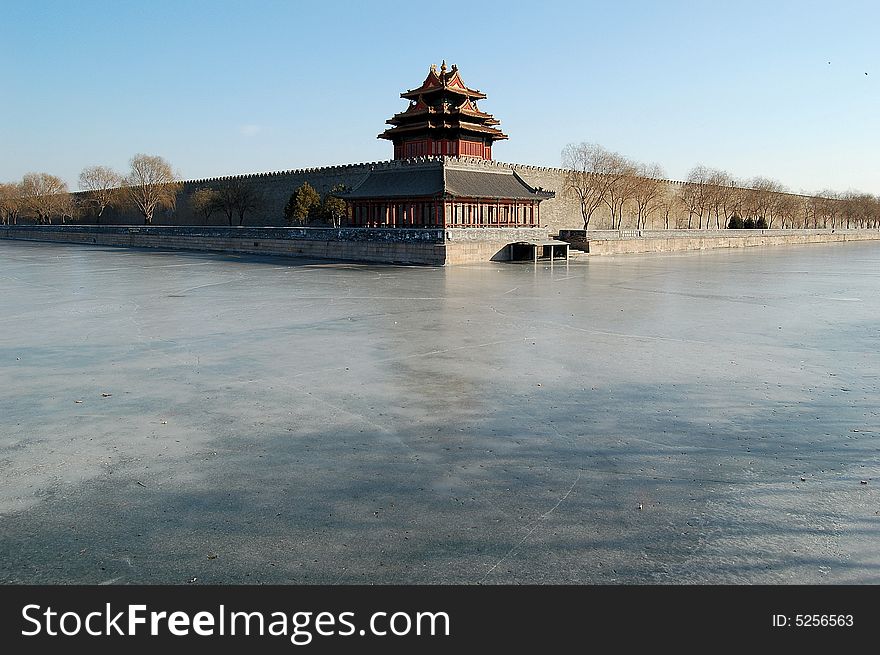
1,0 -> 878,194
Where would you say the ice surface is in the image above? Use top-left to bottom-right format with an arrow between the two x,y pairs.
1,240 -> 878,583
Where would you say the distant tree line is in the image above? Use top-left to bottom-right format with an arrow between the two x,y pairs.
1,154 -> 181,226
1,160 -> 349,228
5,145 -> 876,230
562,142 -> 880,231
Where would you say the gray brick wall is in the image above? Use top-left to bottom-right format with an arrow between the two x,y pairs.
95,163 -> 377,226
74,156 -> 695,233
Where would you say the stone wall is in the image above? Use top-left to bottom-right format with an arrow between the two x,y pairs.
80,157 -> 588,230
0,225 -> 447,265
95,163 -> 377,226
58,156 -> 865,236
504,163 -> 581,233
560,228 -> 880,255
4,225 -> 878,265
0,224 -> 549,265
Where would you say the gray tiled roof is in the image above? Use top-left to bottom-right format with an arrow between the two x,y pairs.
341,168 -> 443,199
445,169 -> 551,200
341,164 -> 554,201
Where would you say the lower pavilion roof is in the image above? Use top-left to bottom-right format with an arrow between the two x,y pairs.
340,160 -> 554,201
342,167 -> 443,199
445,168 -> 549,200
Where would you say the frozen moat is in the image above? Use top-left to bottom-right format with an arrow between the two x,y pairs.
1,240 -> 878,583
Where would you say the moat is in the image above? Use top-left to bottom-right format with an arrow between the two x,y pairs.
1,240 -> 878,583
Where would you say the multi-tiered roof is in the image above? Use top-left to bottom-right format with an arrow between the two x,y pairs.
379,61 -> 508,160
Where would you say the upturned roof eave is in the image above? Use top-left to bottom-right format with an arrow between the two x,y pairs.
378,124 -> 509,140
400,87 -> 487,101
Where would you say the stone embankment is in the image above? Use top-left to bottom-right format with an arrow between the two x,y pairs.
558,228 -> 880,255
0,225 -> 550,265
3,225 -> 878,265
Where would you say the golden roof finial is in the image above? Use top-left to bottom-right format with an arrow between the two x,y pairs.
430,63 -> 437,74
440,60 -> 447,74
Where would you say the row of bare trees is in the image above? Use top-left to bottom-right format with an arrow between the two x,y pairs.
562,142 -> 880,231
1,154 -> 180,226
677,167 -> 880,230
188,180 -> 264,226
1,173 -> 75,225
561,143 -> 668,230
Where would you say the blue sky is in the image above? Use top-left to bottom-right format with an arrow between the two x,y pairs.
2,0 -> 878,194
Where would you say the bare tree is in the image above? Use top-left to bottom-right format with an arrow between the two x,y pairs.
813,190 -> 840,229
870,195 -> 880,229
677,184 -> 697,229
803,195 -> 820,229
738,186 -> 760,226
841,191 -> 879,228
0,182 -> 23,225
775,193 -> 800,229
725,183 -> 750,227
704,169 -> 736,229
858,193 -> 877,228
749,177 -> 785,228
20,172 -> 69,224
854,193 -> 867,228
56,193 -> 82,224
562,143 -> 630,230
604,158 -> 638,229
125,154 -> 181,225
843,192 -> 858,228
219,180 -> 263,226
840,191 -> 859,228
795,195 -> 812,229
189,187 -> 220,224
216,186 -> 237,226
678,166 -> 713,229
631,163 -> 666,230
78,165 -> 123,223
657,192 -> 680,230
721,176 -> 744,226
204,180 -> 263,226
